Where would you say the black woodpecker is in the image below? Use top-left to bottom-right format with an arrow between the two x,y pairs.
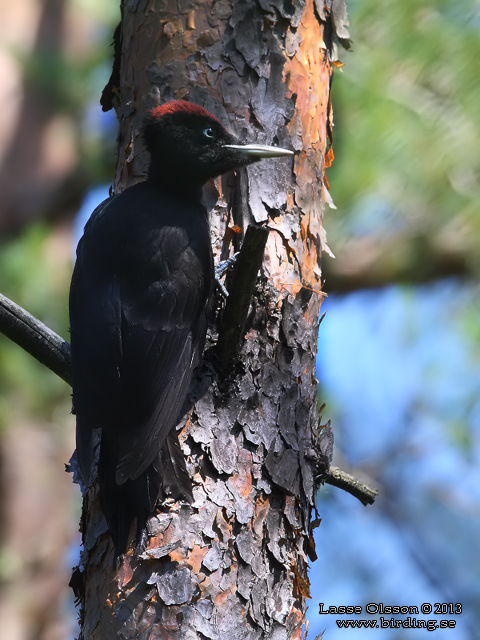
69,100 -> 293,556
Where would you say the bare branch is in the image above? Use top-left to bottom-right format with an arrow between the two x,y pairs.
324,466 -> 378,506
0,292 -> 71,386
322,232 -> 469,294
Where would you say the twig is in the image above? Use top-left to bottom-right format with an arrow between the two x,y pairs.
215,224 -> 269,371
324,466 -> 378,506
0,293 -> 71,385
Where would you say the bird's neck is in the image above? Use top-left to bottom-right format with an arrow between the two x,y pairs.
147,163 -> 204,201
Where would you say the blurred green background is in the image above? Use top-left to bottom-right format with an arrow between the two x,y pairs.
0,0 -> 118,637
0,0 -> 478,637
314,1 -> 480,638
324,0 -> 480,290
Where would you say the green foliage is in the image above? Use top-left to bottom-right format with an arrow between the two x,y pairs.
21,50 -> 97,115
0,225 -> 72,428
9,0 -> 119,187
328,0 -> 480,240
0,0 -> 119,430
72,0 -> 120,24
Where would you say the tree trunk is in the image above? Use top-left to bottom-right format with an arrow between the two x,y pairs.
73,0 -> 348,637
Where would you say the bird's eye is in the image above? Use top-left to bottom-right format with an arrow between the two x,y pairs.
203,128 -> 215,139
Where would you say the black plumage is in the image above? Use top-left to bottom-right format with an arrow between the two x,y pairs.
69,100 -> 292,556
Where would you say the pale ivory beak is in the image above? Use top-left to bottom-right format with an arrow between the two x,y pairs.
222,143 -> 294,158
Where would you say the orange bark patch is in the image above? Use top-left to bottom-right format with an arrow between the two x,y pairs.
117,555 -> 134,589
291,559 -> 311,599
187,544 -> 210,573
169,549 -> 185,564
324,145 -> 334,169
214,590 -> 231,608
286,607 -> 307,640
229,448 -> 253,500
215,508 -> 232,541
281,0 -> 333,291
253,495 -> 270,536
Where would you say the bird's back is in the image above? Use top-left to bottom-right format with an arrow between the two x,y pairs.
70,181 -> 213,553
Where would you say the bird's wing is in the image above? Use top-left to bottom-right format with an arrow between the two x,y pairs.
70,191 -> 212,486
114,249 -> 208,484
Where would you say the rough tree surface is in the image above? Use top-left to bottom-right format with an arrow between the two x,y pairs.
72,0 -> 349,637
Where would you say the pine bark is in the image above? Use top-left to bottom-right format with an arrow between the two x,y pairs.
73,0 -> 349,637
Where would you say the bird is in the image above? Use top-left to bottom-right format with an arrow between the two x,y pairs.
69,100 -> 293,557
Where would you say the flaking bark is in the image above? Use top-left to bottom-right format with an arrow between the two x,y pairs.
74,0 -> 349,637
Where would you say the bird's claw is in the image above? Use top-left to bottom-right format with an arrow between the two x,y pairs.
215,252 -> 239,297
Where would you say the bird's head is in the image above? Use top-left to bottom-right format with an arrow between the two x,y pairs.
142,100 -> 293,190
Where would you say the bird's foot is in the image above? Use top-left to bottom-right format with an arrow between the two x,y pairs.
215,252 -> 239,297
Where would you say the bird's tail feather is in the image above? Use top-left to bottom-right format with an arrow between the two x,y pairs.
159,432 -> 194,503
98,430 -> 193,558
